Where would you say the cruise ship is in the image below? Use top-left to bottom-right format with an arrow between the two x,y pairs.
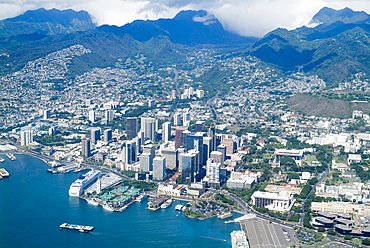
68,170 -> 101,196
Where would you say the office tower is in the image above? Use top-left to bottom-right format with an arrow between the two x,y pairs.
141,117 -> 157,142
183,112 -> 190,127
91,128 -> 100,144
217,144 -> 227,162
105,110 -> 114,124
81,138 -> 91,158
122,140 -> 137,165
85,99 -> 93,106
173,113 -> 182,126
203,136 -> 214,161
153,157 -> 166,181
104,129 -> 112,142
148,99 -> 156,107
43,109 -> 51,120
181,152 -> 197,184
210,151 -> 224,165
196,89 -> 204,98
222,136 -> 235,156
48,126 -> 56,136
126,117 -> 138,139
139,153 -> 153,172
89,110 -> 95,123
161,148 -> 178,170
184,133 -> 204,165
143,144 -> 156,159
171,90 -> 176,99
20,130 -> 33,146
175,126 -> 188,149
195,121 -> 205,132
136,132 -> 143,154
206,159 -> 221,187
162,122 -> 171,143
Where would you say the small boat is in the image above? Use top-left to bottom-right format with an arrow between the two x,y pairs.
86,198 -> 99,206
0,157 -> 5,163
175,204 -> 184,211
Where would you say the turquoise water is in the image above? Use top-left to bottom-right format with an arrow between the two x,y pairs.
0,154 -> 240,248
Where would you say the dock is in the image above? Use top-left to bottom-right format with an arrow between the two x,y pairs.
59,223 -> 94,233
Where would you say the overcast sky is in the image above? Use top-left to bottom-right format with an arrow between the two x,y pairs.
0,0 -> 369,37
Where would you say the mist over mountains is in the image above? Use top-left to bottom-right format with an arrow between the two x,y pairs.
0,7 -> 369,88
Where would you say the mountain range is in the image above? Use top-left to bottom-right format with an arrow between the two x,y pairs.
0,7 -> 369,88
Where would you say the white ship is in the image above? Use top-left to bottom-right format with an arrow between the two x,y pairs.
175,204 -> 184,211
161,199 -> 173,209
68,170 -> 101,197
102,203 -> 115,212
135,194 -> 148,202
86,198 -> 99,206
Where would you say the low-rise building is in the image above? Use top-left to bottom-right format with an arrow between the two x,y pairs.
251,191 -> 295,212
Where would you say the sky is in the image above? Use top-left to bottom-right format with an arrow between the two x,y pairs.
0,0 -> 370,37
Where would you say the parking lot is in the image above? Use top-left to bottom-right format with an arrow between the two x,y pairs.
240,217 -> 298,248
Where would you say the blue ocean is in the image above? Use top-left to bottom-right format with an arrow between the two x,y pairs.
0,154 -> 240,248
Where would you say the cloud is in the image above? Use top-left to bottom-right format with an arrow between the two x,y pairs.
0,0 -> 370,37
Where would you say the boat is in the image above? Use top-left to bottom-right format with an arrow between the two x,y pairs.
6,153 -> 16,160
0,168 -> 9,177
175,204 -> 184,211
161,199 -> 173,209
102,203 -> 115,212
68,170 -> 101,197
47,161 -> 61,167
59,223 -> 94,233
86,198 -> 99,206
135,194 -> 148,202
0,157 -> 5,163
218,212 -> 233,219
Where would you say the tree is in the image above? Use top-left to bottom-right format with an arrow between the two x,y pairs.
362,239 -> 370,246
344,235 -> 352,240
318,227 -> 325,232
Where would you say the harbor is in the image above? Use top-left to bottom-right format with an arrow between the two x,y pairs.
1,154 -> 240,248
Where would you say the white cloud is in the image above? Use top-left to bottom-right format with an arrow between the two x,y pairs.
0,0 -> 369,37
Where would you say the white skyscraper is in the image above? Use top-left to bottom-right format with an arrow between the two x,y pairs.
20,130 -> 33,146
141,117 -> 157,141
153,157 -> 166,181
173,113 -> 182,126
89,110 -> 95,123
162,122 -> 171,143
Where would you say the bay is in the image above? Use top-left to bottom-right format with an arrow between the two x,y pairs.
0,154 -> 240,248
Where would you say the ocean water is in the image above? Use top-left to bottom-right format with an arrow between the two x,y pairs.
0,154 -> 240,248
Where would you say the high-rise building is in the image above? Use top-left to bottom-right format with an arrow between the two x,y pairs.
153,157 -> 166,181
141,117 -> 157,142
81,138 -> 91,158
91,128 -> 100,144
126,117 -> 138,139
210,151 -> 224,165
182,112 -> 191,127
104,129 -> 113,143
20,130 -> 33,146
162,122 -> 171,143
217,144 -> 227,162
195,121 -> 205,132
143,144 -> 156,159
173,113 -> 182,126
122,140 -> 137,165
139,153 -> 153,172
43,109 -> 51,120
105,110 -> 114,124
203,136 -> 214,161
222,136 -> 235,156
184,133 -> 204,166
89,110 -> 95,123
181,152 -> 197,184
206,159 -> 221,187
148,99 -> 156,107
48,126 -> 57,136
161,148 -> 178,170
175,126 -> 188,149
